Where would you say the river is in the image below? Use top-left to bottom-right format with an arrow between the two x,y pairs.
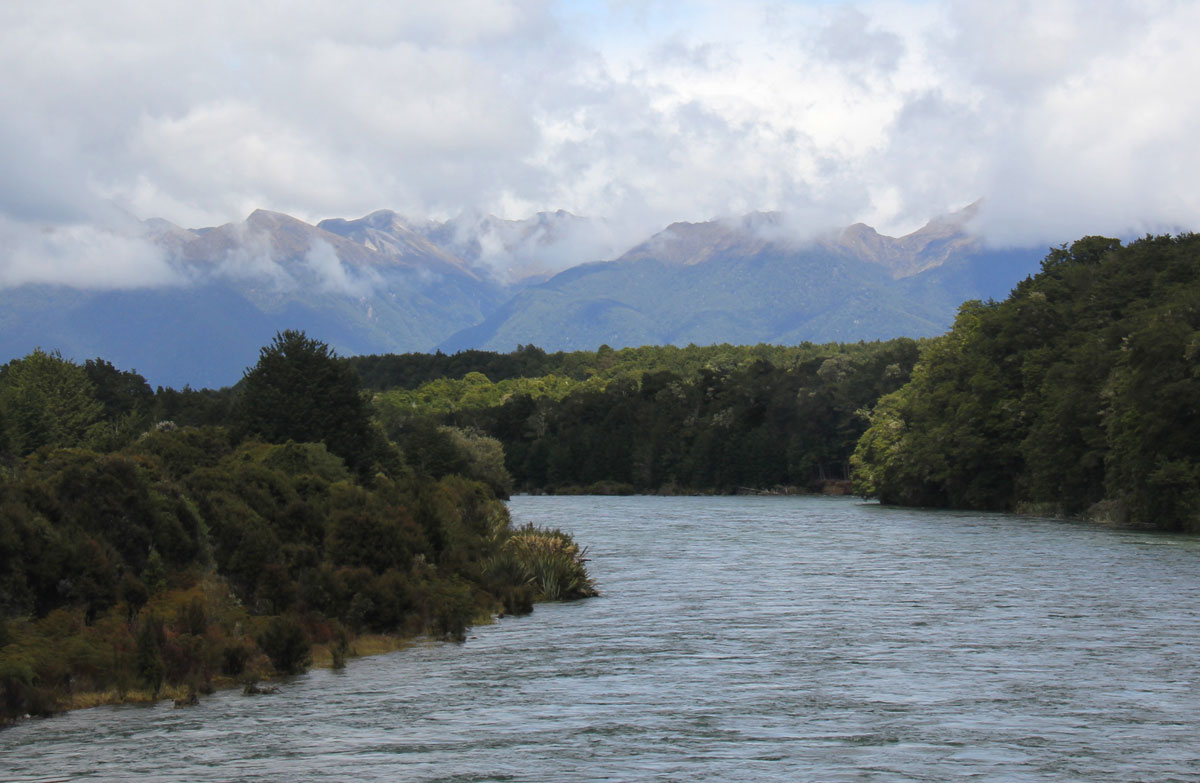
4,495 -> 1200,781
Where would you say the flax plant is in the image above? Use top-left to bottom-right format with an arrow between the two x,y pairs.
491,525 -> 597,602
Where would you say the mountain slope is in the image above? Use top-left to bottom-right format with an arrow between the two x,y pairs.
1,204 -> 1048,387
438,208 -> 1045,352
1,212 -> 508,388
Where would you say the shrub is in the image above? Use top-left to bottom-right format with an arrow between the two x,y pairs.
257,615 -> 311,676
0,655 -> 57,723
134,618 -> 165,694
495,527 -> 596,602
219,642 -> 252,678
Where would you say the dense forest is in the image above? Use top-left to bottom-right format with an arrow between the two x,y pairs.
148,340 -> 923,495
347,342 -> 866,391
393,341 -> 916,492
359,340 -> 920,494
852,234 -> 1200,532
0,332 -> 594,724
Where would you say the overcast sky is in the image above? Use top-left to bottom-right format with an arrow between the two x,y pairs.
2,0 -> 1198,287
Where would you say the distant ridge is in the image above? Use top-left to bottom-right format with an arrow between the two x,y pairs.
0,203 -> 1044,388
437,201 -> 1040,353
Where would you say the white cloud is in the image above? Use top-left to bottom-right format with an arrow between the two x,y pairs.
1,0 -> 1197,290
0,215 -> 182,290
302,239 -> 382,297
209,222 -> 294,290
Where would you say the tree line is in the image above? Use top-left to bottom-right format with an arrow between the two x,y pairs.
852,234 -> 1200,531
414,340 -> 921,493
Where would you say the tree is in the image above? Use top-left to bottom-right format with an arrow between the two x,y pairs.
0,349 -> 103,455
84,359 -> 154,420
850,233 -> 1200,528
236,331 -> 377,474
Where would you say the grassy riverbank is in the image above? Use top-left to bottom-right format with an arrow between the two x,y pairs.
2,565 -> 581,725
54,631 -> 439,714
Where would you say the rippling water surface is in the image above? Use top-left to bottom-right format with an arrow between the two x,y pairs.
5,496 -> 1200,781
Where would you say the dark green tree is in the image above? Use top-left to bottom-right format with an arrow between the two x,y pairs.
84,359 -> 154,420
135,618 -> 165,694
852,233 -> 1200,530
236,331 -> 378,474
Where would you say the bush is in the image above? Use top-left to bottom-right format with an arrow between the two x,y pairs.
219,642 -> 252,678
258,615 -> 311,676
495,527 -> 597,602
0,656 -> 57,723
134,618 -> 165,694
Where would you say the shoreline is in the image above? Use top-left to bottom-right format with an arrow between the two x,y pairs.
13,630 -> 461,725
516,479 -> 854,497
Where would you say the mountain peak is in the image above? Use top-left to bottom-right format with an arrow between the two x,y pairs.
315,209 -> 478,277
826,204 -> 981,278
246,208 -> 307,226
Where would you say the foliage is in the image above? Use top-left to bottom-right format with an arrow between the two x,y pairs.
490,526 -> 597,602
150,386 -> 237,429
235,330 -> 382,475
257,614 -> 311,676
0,350 -> 104,455
376,372 -> 603,417
0,335 -> 597,724
393,339 -> 921,493
851,234 -> 1200,531
357,341 -> 862,396
382,419 -> 512,498
84,358 -> 155,421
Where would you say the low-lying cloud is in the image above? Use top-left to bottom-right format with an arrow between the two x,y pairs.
302,239 -> 382,297
0,215 -> 183,290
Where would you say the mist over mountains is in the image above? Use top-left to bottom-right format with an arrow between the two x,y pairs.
0,204 -> 1046,388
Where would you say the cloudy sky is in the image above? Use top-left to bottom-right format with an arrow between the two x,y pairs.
2,0 -> 1198,286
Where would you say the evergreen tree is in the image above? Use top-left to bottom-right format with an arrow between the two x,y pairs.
236,331 -> 377,474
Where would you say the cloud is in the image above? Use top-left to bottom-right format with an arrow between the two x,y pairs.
0,215 -> 182,290
302,239 -> 382,297
816,6 -> 905,77
208,222 -> 294,290
197,223 -> 383,298
1,0 -> 1197,290
439,210 -> 638,281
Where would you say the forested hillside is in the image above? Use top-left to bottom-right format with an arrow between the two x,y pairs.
851,234 -> 1200,532
367,340 -> 921,494
0,334 -> 593,724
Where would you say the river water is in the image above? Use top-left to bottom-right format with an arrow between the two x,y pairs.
4,495 -> 1200,781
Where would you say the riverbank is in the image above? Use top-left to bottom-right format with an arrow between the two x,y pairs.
518,479 -> 853,497
0,564 -> 539,728
6,619 -> 495,727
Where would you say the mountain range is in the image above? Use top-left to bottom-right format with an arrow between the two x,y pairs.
0,204 -> 1047,388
